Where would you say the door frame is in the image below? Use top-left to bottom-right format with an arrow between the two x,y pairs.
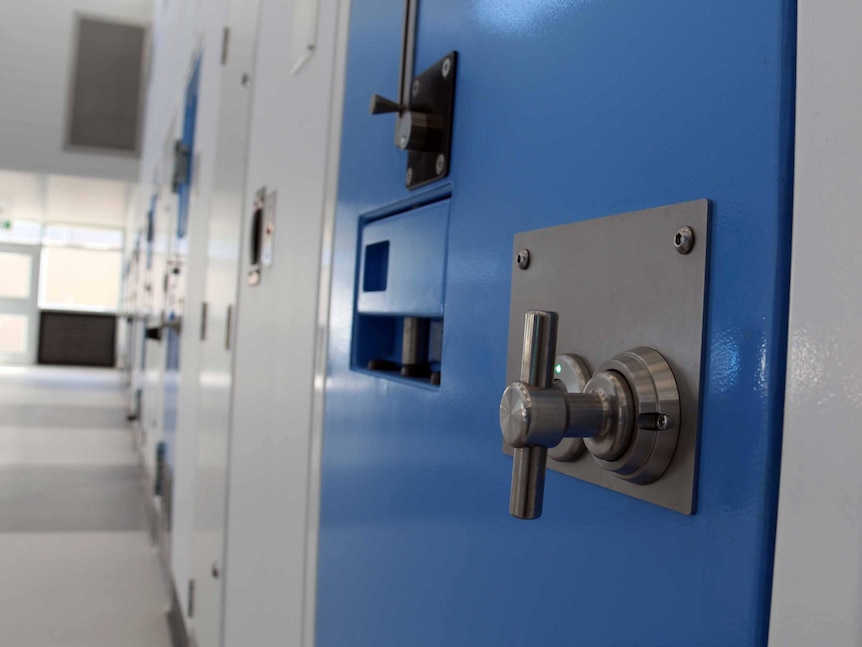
768,0 -> 862,643
0,242 -> 42,365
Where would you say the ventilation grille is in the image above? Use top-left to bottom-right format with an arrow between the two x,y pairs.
38,311 -> 117,367
66,17 -> 146,153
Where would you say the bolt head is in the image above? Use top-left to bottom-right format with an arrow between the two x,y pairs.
674,226 -> 694,254
412,79 -> 420,97
435,154 -> 446,175
516,248 -> 530,270
442,58 -> 452,78
406,167 -> 414,186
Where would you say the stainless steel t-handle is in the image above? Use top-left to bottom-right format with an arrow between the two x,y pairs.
509,311 -> 558,520
502,312 -> 682,519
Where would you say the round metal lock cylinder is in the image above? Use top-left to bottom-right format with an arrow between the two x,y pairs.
501,338 -> 680,489
583,370 -> 634,462
398,111 -> 444,152
503,349 -> 675,479
588,348 -> 680,484
548,354 -> 589,462
500,311 -> 683,519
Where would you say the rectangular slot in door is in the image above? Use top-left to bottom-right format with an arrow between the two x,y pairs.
353,199 -> 449,387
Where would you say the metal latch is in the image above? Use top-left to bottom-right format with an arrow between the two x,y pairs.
501,311 -> 680,520
369,0 -> 457,189
172,140 -> 191,193
502,201 -> 708,516
248,187 -> 277,287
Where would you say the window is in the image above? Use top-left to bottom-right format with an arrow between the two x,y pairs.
0,220 -> 42,245
43,224 -> 123,249
0,315 -> 28,354
39,247 -> 122,312
0,252 -> 33,298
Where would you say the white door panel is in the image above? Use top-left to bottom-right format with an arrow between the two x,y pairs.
190,0 -> 261,644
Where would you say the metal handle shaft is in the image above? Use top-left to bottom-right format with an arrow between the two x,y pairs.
510,311 -> 558,520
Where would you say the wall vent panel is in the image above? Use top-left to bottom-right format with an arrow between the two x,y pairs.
66,17 -> 146,154
38,311 -> 117,367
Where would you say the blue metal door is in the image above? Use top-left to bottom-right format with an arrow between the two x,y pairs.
163,55 -> 201,475
318,2 -> 795,645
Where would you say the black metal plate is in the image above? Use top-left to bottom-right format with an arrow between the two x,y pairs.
406,51 -> 457,190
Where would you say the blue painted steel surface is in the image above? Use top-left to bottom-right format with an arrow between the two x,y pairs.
357,200 -> 449,316
318,1 -> 795,645
177,55 -> 201,240
163,57 -> 201,469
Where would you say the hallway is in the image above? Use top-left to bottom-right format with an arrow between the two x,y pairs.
0,367 -> 172,647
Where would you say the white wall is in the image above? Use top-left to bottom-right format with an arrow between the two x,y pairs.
769,1 -> 862,644
0,0 -> 151,181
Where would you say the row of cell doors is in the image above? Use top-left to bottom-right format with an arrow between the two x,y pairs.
0,243 -> 41,365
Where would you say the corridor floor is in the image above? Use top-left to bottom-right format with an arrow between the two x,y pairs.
0,366 -> 173,647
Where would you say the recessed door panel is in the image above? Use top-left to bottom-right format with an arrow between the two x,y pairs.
318,1 -> 795,646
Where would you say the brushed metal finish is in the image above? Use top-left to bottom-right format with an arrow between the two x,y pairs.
501,346 -> 680,493
519,310 -> 557,388
509,311 -> 557,520
589,349 -> 680,484
506,200 -> 708,513
501,383 -> 564,448
502,310 -> 685,517
509,444 -> 547,521
548,354 -> 589,461
582,370 -> 634,462
501,382 -> 605,449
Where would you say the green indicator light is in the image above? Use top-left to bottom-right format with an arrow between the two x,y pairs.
554,363 -> 562,374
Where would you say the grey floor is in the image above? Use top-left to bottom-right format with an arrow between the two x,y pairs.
0,366 -> 172,647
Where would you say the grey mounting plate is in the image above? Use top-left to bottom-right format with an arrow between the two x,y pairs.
504,200 -> 709,514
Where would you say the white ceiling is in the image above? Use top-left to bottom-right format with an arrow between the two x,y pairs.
0,0 -> 152,182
